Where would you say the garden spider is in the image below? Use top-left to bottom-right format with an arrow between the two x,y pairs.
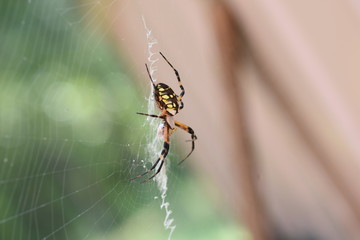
131,52 -> 197,183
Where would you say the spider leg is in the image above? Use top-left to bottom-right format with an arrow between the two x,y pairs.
145,63 -> 156,88
140,161 -> 165,184
129,158 -> 161,181
178,99 -> 184,110
136,112 -> 163,119
141,123 -> 170,183
174,121 -> 197,165
159,52 -> 185,100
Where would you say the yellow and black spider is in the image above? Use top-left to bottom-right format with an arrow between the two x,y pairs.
131,52 -> 197,183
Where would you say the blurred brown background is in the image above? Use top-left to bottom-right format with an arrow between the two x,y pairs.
99,0 -> 360,239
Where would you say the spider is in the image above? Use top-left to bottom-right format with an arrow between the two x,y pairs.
131,52 -> 197,183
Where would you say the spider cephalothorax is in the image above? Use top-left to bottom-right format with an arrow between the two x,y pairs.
131,52 -> 197,183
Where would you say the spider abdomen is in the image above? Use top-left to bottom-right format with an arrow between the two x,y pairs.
155,83 -> 179,116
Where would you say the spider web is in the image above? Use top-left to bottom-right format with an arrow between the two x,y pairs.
141,16 -> 176,239
0,1 -> 245,239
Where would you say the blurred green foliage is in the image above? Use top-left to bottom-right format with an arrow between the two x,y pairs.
0,0 -> 148,239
